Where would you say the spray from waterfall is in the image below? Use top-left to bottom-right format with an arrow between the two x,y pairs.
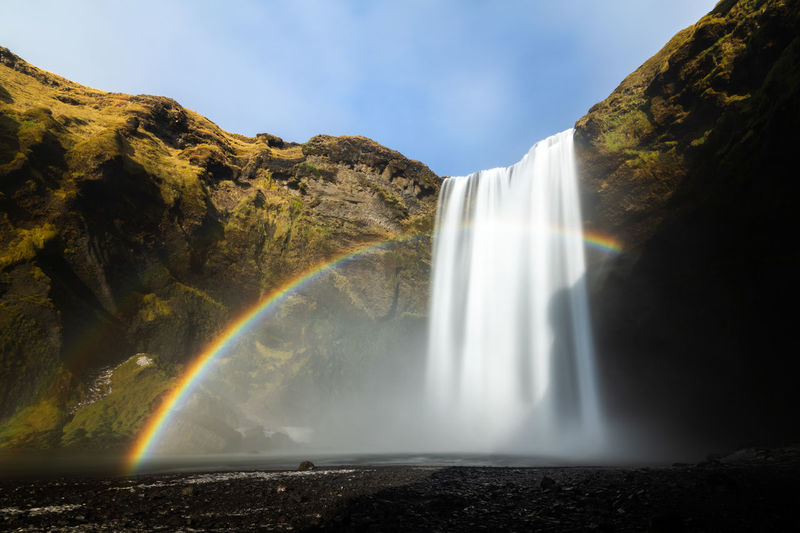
426,129 -> 604,455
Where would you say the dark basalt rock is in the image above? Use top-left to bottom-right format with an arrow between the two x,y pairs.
539,475 -> 557,490
256,132 -> 285,148
303,135 -> 438,201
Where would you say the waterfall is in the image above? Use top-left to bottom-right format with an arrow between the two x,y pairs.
426,129 -> 603,454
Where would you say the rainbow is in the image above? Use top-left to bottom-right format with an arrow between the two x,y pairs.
126,226 -> 621,472
575,229 -> 622,253
126,234 -> 420,472
453,221 -> 623,254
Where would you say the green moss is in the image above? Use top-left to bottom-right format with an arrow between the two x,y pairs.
376,185 -> 407,213
128,283 -> 225,365
0,223 -> 58,270
296,161 -> 335,181
14,108 -> 54,149
151,157 -> 205,212
264,169 -> 274,187
69,126 -> 124,167
294,221 -> 337,255
601,109 -> 654,152
0,266 -> 60,424
182,143 -> 224,167
690,129 -> 713,147
739,0 -> 759,11
402,212 -> 435,234
173,282 -> 224,309
0,399 -> 68,449
61,355 -> 172,449
355,174 -> 408,214
217,197 -> 270,263
138,293 -> 173,322
637,150 -> 660,164
723,93 -> 751,105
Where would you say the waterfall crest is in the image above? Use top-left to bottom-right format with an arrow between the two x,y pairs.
426,129 -> 603,454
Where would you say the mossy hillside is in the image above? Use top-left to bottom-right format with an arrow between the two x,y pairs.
574,0 -> 800,446
575,0 -> 797,250
61,355 -> 172,450
0,399 -> 69,449
0,46 -> 440,450
0,366 -> 78,449
127,283 -> 226,365
0,221 -> 57,270
0,261 -> 61,421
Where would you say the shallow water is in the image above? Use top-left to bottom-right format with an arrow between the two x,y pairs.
0,449 -> 669,479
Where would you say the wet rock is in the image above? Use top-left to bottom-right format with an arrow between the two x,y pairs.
540,476 -> 557,490
298,460 -> 315,471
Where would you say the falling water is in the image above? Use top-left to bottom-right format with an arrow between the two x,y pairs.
426,129 -> 603,455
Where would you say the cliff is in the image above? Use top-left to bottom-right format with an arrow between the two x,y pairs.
0,47 -> 439,450
2,0 -> 798,454
575,0 -> 800,449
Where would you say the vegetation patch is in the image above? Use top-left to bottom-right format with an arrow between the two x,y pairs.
601,109 -> 654,153
138,293 -> 173,322
0,223 -> 58,270
0,399 -> 68,449
295,161 -> 335,182
61,355 -> 173,450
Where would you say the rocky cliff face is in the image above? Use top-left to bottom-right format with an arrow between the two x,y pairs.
0,47 -> 438,450
2,0 -> 797,455
575,0 -> 800,450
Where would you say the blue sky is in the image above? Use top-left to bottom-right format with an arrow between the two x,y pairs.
2,1 -> 717,176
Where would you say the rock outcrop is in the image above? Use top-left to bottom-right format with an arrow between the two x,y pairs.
575,0 -> 800,449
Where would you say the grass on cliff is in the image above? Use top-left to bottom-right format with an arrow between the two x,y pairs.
0,223 -> 58,270
600,109 -> 655,154
0,399 -> 68,449
61,355 -> 172,449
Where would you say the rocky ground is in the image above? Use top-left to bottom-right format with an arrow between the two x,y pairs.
0,448 -> 798,532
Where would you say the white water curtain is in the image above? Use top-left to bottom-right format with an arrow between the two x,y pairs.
426,129 -> 602,454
